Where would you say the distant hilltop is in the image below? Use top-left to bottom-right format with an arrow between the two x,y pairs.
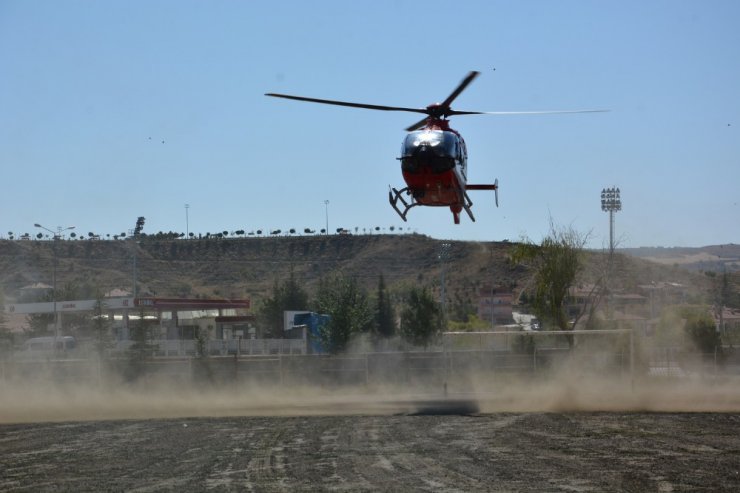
619,244 -> 740,273
0,234 -> 715,306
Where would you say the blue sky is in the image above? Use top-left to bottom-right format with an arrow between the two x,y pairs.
1,0 -> 738,248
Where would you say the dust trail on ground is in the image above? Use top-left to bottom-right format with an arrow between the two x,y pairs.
3,369 -> 740,424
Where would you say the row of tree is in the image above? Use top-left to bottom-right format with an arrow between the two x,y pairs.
257,271 -> 444,353
6,226 -> 416,241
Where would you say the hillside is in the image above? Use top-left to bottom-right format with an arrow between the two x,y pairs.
0,235 -> 713,308
620,244 -> 740,273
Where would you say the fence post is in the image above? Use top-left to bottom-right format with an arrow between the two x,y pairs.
279,353 -> 284,386
714,346 -> 718,375
533,347 -> 537,373
365,353 -> 369,386
630,329 -> 635,390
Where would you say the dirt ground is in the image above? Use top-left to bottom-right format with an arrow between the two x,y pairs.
2,407 -> 740,492
4,375 -> 740,492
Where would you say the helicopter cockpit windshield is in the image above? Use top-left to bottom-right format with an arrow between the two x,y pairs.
401,130 -> 458,159
400,130 -> 459,174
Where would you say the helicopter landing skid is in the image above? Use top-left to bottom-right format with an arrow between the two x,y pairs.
388,186 -> 418,222
463,191 -> 476,222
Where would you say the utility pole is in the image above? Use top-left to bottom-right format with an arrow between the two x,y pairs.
185,204 -> 190,239
324,200 -> 330,234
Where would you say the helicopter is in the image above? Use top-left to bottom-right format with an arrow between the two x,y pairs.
266,71 -> 606,224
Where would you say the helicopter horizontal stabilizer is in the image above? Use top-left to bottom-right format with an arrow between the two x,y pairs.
466,178 -> 499,207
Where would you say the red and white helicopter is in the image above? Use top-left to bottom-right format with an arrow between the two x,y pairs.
266,71 -> 605,224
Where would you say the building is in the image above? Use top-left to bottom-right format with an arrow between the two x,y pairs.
477,289 -> 514,325
4,296 -> 252,343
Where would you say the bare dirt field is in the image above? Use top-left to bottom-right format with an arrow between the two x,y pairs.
2,382 -> 740,492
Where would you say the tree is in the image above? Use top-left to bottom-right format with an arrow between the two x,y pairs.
375,274 -> 396,338
313,273 -> 373,353
25,287 -> 55,336
400,285 -> 443,347
449,290 -> 476,323
0,289 -> 12,346
55,281 -> 93,337
126,306 -> 155,381
26,315 -> 52,337
511,220 -> 592,345
91,289 -> 112,357
681,307 -> 721,354
258,269 -> 309,338
709,270 -> 740,333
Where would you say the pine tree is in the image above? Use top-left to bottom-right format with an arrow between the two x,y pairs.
314,273 -> 373,353
375,274 -> 396,338
258,269 -> 310,338
400,285 -> 443,348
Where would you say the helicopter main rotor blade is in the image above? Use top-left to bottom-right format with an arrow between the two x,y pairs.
405,117 -> 430,132
448,109 -> 610,116
265,93 -> 429,114
440,71 -> 480,109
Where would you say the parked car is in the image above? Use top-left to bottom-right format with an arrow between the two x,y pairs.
18,336 -> 77,357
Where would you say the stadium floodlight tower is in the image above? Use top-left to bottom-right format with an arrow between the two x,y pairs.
132,216 -> 145,299
34,223 -> 75,344
601,187 -> 622,255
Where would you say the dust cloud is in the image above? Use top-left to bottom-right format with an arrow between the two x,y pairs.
3,364 -> 740,424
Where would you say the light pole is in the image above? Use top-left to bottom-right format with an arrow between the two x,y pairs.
34,223 -> 75,342
600,187 -> 622,255
324,200 -> 330,235
185,204 -> 190,239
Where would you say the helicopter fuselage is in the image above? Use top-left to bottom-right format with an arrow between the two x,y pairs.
265,71 -> 518,224
266,71 -> 602,223
395,120 -> 472,222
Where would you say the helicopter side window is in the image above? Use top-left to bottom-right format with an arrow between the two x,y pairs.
445,133 -> 458,160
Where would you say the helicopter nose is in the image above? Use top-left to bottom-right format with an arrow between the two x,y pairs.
417,145 -> 433,158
